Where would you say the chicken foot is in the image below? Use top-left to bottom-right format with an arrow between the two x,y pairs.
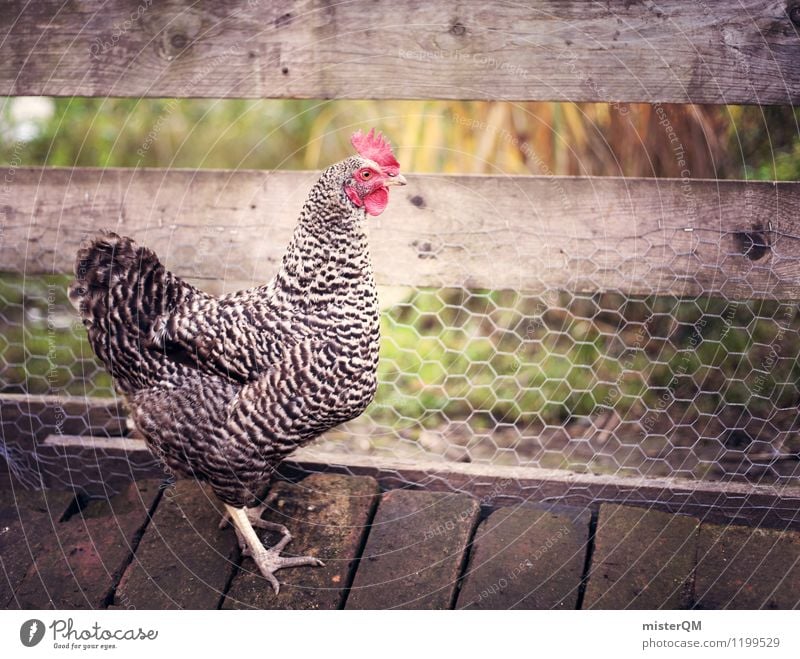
223,504 -> 324,594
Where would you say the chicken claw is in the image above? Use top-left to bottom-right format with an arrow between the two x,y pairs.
224,504 -> 324,594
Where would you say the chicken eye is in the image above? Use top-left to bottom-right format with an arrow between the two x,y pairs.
360,170 -> 372,180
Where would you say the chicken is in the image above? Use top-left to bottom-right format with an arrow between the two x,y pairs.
69,129 -> 406,593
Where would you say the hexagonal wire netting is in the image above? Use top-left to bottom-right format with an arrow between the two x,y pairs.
2,256 -> 799,492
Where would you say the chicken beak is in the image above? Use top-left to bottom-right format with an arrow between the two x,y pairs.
385,174 -> 407,187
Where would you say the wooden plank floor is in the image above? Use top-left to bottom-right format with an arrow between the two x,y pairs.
2,470 -> 799,609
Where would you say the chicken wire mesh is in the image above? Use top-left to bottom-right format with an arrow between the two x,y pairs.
2,263 -> 799,491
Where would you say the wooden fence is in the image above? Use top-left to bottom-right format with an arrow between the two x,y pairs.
2,1 -> 799,104
2,1 -> 800,526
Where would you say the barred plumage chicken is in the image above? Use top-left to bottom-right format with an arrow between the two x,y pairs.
69,130 -> 405,592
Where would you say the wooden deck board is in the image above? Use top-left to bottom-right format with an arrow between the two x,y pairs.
114,480 -> 237,609
0,475 -> 77,608
694,523 -> 800,610
222,474 -> 379,610
456,505 -> 590,609
2,472 -> 799,610
583,504 -> 699,610
346,490 -> 480,610
11,480 -> 161,609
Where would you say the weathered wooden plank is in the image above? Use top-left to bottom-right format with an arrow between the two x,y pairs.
583,504 -> 698,609
222,473 -> 379,609
0,475 -> 77,608
80,477 -> 162,521
457,505 -> 590,609
0,394 -> 128,451
346,490 -> 479,609
0,395 -> 130,491
0,473 -> 77,518
284,450 -> 800,532
4,167 -> 800,298
1,1 -> 798,104
114,479 -> 237,609
11,519 -> 131,609
29,435 -> 800,532
694,523 -> 800,609
1,395 -> 131,496
11,479 -> 161,609
40,434 -> 165,497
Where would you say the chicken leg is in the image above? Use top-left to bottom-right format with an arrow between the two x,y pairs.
219,503 -> 289,555
224,504 -> 324,594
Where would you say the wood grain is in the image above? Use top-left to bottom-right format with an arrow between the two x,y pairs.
3,167 -> 800,298
694,522 -> 800,609
12,479 -> 161,609
39,433 -> 165,497
457,505 -> 590,609
345,489 -> 480,609
0,478 -> 77,608
113,479 -> 238,609
583,504 -> 698,609
1,1 -> 798,104
283,449 -> 800,533
35,433 -> 800,532
222,473 -> 379,610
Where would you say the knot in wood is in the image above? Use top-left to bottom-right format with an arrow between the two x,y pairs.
142,8 -> 204,61
170,33 -> 189,50
450,22 -> 467,37
411,239 -> 439,259
790,4 -> 800,27
733,230 -> 770,261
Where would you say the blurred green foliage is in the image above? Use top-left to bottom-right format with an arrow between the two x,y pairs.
0,274 -> 112,396
374,289 -> 800,433
3,98 -> 799,178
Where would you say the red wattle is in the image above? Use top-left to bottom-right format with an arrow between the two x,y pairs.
363,187 -> 389,216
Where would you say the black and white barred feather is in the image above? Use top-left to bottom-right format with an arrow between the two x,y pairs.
70,157 -> 380,506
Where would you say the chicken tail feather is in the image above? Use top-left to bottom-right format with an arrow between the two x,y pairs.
69,231 -> 192,392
